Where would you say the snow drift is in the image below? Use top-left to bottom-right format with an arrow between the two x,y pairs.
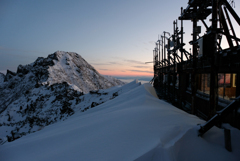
1,82 -> 239,161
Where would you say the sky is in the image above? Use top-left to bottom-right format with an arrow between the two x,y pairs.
0,0 -> 240,77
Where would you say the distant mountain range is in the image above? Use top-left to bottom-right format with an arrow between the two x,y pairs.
115,76 -> 152,84
0,51 -> 126,143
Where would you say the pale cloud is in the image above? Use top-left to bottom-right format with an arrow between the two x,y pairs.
109,62 -> 121,65
128,70 -> 153,74
109,57 -> 145,65
99,69 -> 112,71
124,59 -> 144,64
132,66 -> 151,68
92,63 -> 110,66
110,56 -> 123,59
92,61 -> 121,66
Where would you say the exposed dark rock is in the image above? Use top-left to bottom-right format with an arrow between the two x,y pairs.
4,70 -> 16,82
0,72 -> 5,83
17,65 -> 29,75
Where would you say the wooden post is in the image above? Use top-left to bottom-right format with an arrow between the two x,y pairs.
224,128 -> 232,152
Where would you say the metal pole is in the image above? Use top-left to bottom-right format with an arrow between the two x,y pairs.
209,0 -> 219,118
167,34 -> 170,99
161,35 -> 165,96
191,12 -> 198,115
158,36 -> 161,63
164,32 -> 166,67
153,49 -> 155,76
179,7 -> 184,109
158,38 -> 161,89
181,7 -> 183,62
173,20 -> 176,103
162,36 -> 164,68
163,31 -> 170,98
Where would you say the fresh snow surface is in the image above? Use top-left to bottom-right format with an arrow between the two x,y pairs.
1,82 -> 240,161
0,80 -> 139,142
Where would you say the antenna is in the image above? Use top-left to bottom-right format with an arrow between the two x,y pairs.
163,31 -> 171,37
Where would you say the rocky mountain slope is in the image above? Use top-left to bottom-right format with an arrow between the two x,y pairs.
0,73 -> 5,83
0,51 -> 126,143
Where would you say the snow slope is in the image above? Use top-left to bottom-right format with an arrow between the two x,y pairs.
1,83 -> 240,161
0,80 -> 139,143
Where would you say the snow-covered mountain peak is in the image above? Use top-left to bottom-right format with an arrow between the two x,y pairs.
0,51 -> 126,143
41,51 -> 124,93
9,51 -> 124,93
1,51 -> 124,102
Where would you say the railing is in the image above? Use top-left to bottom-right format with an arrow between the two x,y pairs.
198,95 -> 240,136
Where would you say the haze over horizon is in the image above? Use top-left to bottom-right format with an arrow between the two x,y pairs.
1,0 -> 239,77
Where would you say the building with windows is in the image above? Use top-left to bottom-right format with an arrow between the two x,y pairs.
152,0 -> 240,130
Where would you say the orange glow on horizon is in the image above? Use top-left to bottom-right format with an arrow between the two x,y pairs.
99,70 -> 153,77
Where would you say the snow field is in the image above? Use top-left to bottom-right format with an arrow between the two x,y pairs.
1,82 -> 240,161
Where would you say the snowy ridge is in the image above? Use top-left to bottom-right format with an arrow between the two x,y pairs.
0,51 -> 125,142
1,83 -> 239,161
